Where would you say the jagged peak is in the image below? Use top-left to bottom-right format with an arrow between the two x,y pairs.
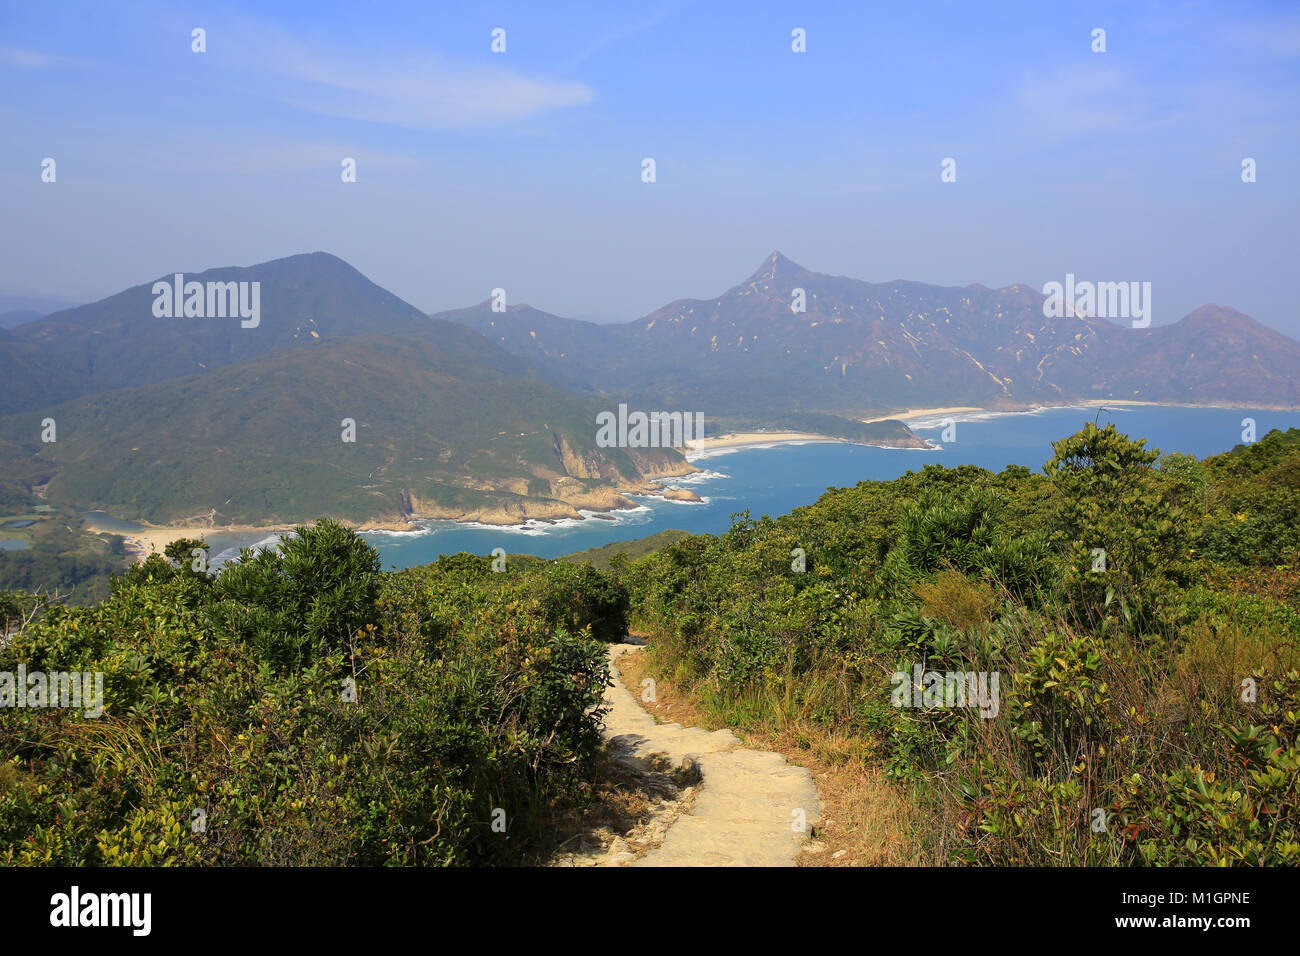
748,250 -> 809,284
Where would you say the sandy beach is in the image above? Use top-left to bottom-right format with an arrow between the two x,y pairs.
83,519 -> 293,565
683,431 -> 842,453
861,406 -> 985,423
860,399 -> 1174,425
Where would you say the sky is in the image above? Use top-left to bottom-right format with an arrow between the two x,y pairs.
2,0 -> 1298,332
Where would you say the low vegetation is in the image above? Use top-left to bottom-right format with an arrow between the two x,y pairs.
624,424 -> 1300,865
0,522 -> 624,865
2,424 -> 1295,866
0,508 -> 125,604
556,529 -> 691,572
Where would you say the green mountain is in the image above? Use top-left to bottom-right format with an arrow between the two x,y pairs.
0,326 -> 92,417
557,528 -> 691,570
1,252 -> 430,413
0,258 -> 694,527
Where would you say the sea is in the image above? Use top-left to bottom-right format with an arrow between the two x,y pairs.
95,405 -> 1300,571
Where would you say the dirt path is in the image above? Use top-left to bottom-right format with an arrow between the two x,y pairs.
564,640 -> 821,867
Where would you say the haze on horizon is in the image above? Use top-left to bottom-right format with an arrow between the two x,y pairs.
2,0 -> 1298,334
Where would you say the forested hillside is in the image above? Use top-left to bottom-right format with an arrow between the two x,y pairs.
0,253 -> 694,533
0,323 -> 688,526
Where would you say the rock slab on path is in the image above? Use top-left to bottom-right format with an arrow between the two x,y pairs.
603,642 -> 821,866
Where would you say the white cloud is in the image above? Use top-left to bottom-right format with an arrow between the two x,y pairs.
244,33 -> 593,129
1015,64 -> 1154,139
0,46 -> 72,69
561,4 -> 681,68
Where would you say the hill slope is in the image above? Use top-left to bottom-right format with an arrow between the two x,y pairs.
2,252 -> 431,413
0,320 -> 691,525
441,252 -> 1300,416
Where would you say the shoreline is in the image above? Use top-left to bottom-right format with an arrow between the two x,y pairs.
861,405 -> 985,423
85,400 -> 1298,549
683,430 -> 843,453
82,519 -> 295,565
683,429 -> 929,457
862,398 -> 1300,426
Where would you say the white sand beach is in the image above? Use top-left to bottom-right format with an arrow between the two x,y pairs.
683,431 -> 840,453
83,519 -> 291,565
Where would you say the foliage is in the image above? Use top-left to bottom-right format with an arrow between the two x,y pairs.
0,527 -> 615,865
624,424 -> 1300,866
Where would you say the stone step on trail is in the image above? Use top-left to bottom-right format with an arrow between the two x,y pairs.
601,641 -> 821,866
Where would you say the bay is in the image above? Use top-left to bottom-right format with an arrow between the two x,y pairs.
210,405 -> 1299,571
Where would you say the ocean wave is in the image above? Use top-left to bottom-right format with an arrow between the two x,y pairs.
656,468 -> 729,484
409,503 -> 659,537
210,533 -> 287,568
358,525 -> 433,539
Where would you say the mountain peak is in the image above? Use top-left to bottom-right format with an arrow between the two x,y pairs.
748,250 -> 808,284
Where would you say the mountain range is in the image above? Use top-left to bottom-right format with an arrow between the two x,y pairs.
444,251 -> 1300,415
2,251 -> 1296,530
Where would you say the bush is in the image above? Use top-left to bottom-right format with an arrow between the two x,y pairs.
213,519 -> 381,667
625,425 -> 1300,866
0,523 -> 614,866
522,561 -> 628,643
1045,422 -> 1191,634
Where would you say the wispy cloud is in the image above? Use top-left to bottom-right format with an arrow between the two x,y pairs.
560,4 -> 681,68
1014,64 -> 1157,139
0,46 -> 73,69
239,31 -> 594,129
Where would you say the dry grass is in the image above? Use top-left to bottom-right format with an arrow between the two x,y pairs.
912,569 -> 997,630
616,644 -> 718,731
617,642 -> 939,866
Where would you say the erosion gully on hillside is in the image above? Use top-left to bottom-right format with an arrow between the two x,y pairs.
550,639 -> 821,867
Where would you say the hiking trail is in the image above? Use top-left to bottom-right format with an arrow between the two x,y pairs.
553,639 -> 821,866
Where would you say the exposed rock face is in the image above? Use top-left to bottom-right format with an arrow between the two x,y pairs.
660,487 -> 703,502
412,498 -> 583,526
548,482 -> 637,513
551,432 -> 626,481
869,431 -> 932,449
625,448 -> 698,480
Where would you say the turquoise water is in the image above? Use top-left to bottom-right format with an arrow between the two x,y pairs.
202,405 -> 1297,571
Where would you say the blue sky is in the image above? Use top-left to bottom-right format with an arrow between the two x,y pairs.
2,0 -> 1298,332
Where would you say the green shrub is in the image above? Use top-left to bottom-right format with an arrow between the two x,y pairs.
213,519 -> 381,667
0,524 -> 613,866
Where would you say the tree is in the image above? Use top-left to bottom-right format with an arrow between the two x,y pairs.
1045,423 -> 1189,633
